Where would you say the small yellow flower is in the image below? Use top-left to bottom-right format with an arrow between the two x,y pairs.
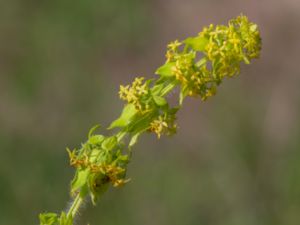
165,50 -> 174,62
149,116 -> 168,139
118,77 -> 150,113
167,40 -> 182,51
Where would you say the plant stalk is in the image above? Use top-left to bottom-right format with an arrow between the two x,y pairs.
67,194 -> 83,220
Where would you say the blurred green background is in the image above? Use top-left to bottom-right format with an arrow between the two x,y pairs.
1,0 -> 300,225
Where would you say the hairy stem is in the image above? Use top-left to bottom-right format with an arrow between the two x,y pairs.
160,80 -> 178,97
67,194 -> 84,220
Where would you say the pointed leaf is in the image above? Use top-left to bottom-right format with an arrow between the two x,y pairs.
88,124 -> 101,138
184,36 -> 208,51
39,213 -> 59,225
101,136 -> 117,151
71,169 -> 90,193
179,86 -> 189,105
59,212 -> 73,225
88,135 -> 105,145
108,104 -> 137,129
89,174 -> 110,205
153,95 -> 167,106
155,62 -> 175,77
129,132 -> 141,148
151,84 -> 164,96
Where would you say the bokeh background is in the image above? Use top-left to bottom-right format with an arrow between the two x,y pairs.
1,0 -> 300,225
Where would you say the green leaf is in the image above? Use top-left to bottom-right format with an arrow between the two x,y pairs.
179,86 -> 189,105
79,183 -> 89,198
108,104 -> 137,129
39,213 -> 59,225
168,107 -> 180,115
71,169 -> 90,194
151,84 -> 164,96
86,149 -> 100,165
101,136 -> 117,151
88,124 -> 101,138
129,132 -> 141,148
128,112 -> 157,133
117,154 -> 129,163
88,135 -> 105,146
153,95 -> 167,106
155,62 -> 175,77
89,174 -> 110,205
145,78 -> 154,86
59,212 -> 73,225
184,36 -> 208,51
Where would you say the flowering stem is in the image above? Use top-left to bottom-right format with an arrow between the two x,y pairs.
160,80 -> 178,97
38,15 -> 261,225
116,130 -> 127,142
67,194 -> 83,220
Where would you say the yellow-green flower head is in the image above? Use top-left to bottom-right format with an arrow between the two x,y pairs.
157,15 -> 261,102
199,15 -> 261,78
119,77 -> 150,113
149,113 -> 177,139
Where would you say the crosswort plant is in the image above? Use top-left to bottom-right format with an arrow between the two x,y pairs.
39,15 -> 262,225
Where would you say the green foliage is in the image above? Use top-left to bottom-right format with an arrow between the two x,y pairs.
39,213 -> 59,225
155,62 -> 176,77
71,169 -> 89,195
184,36 -> 209,51
39,15 -> 261,225
109,104 -> 137,129
39,212 -> 73,225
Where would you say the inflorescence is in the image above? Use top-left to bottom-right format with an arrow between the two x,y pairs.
39,15 -> 261,225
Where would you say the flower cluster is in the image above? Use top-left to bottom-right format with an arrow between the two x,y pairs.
64,129 -> 131,205
119,77 -> 150,113
158,15 -> 261,102
90,164 -> 130,187
170,50 -> 217,100
200,15 -> 261,78
165,40 -> 182,62
149,113 -> 177,138
67,148 -> 129,188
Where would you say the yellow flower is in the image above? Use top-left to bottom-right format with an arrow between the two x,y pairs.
118,77 -> 150,113
149,116 -> 168,139
167,40 -> 182,51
